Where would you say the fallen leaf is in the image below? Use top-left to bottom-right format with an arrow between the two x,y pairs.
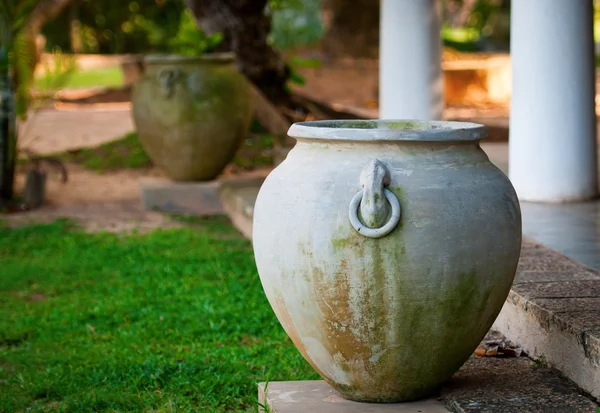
485,346 -> 498,357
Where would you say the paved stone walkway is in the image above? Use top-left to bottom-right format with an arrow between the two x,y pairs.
482,142 -> 600,270
19,106 -> 133,155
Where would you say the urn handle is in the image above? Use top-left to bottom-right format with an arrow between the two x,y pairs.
348,159 -> 401,238
158,67 -> 182,98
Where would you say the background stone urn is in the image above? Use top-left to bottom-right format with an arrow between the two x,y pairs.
132,53 -> 253,181
253,120 -> 522,403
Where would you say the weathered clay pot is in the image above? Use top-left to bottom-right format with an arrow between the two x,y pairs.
253,120 -> 522,402
131,53 -> 252,181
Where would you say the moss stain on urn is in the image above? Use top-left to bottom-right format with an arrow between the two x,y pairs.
388,265 -> 497,389
385,120 -> 422,130
326,181 -> 485,401
323,202 -> 499,401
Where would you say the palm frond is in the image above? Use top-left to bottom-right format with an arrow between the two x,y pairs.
11,0 -> 42,36
29,48 -> 76,112
12,30 -> 37,118
0,0 -> 73,120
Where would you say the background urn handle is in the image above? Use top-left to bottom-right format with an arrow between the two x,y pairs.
348,159 -> 401,238
158,68 -> 182,98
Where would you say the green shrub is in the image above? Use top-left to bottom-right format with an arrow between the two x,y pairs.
168,9 -> 223,56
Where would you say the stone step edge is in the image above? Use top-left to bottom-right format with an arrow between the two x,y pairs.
493,286 -> 600,401
219,185 -> 259,240
494,237 -> 600,401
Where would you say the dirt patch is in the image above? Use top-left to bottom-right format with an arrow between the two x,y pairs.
6,161 -> 272,233
15,163 -> 163,207
3,164 -> 179,233
3,198 -> 185,233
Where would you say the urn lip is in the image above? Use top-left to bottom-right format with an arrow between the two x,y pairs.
288,119 -> 487,142
143,52 -> 236,65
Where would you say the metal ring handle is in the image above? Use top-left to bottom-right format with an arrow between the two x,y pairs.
349,188 -> 401,238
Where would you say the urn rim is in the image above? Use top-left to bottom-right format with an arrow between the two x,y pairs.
288,119 -> 487,142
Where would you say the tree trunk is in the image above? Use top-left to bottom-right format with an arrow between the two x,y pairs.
22,0 -> 79,72
321,0 -> 380,59
184,0 -> 290,106
0,57 -> 17,202
26,0 -> 78,34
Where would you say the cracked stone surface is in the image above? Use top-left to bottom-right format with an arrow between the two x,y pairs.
441,356 -> 598,413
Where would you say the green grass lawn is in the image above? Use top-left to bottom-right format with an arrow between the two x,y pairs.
0,218 -> 317,412
56,129 -> 274,174
60,132 -> 153,173
35,67 -> 124,90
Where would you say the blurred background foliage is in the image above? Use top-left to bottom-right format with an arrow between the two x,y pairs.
269,0 -> 323,51
27,0 -> 600,57
40,0 -> 326,54
441,0 -> 510,52
167,9 -> 223,56
41,0 -> 185,54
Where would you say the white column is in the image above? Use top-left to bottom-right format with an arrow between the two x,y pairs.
379,0 -> 444,120
509,0 -> 598,202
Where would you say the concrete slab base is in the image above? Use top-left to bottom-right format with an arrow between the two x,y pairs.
258,381 -> 449,413
140,179 -> 223,216
138,170 -> 269,216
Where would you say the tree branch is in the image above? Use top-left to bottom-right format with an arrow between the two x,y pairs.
185,0 -> 290,105
26,0 -> 78,34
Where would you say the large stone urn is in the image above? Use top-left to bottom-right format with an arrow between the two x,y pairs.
131,53 -> 252,181
253,120 -> 522,402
